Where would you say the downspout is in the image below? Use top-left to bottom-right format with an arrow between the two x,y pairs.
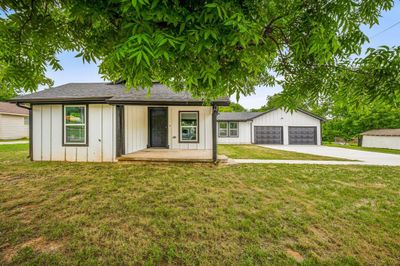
212,103 -> 218,163
16,103 -> 33,160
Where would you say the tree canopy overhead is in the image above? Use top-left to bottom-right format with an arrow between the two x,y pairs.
1,0 -> 399,102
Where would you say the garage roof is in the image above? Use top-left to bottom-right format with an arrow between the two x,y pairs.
361,129 -> 400,136
217,112 -> 264,121
217,108 -> 325,122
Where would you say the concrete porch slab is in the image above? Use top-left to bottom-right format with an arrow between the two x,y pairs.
118,148 -> 228,163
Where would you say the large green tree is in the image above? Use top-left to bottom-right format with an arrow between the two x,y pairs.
1,0 -> 399,102
219,102 -> 246,112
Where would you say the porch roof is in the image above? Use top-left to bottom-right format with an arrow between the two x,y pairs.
9,82 -> 230,106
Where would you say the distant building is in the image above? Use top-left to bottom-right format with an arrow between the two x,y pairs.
361,129 -> 400,150
0,102 -> 29,140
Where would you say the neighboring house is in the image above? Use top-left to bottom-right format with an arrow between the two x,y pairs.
0,102 -> 29,140
10,82 -> 229,162
361,129 -> 400,150
217,109 -> 324,145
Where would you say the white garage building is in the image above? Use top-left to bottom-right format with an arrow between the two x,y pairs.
217,108 -> 324,145
361,129 -> 400,150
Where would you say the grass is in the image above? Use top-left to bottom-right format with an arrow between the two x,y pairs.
218,144 -> 349,161
325,142 -> 400,155
0,138 -> 29,143
1,145 -> 400,265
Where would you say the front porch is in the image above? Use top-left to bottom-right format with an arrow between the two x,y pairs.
118,148 -> 228,163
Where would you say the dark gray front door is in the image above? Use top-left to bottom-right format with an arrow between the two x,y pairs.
288,127 -> 317,145
254,126 -> 283,144
149,107 -> 168,147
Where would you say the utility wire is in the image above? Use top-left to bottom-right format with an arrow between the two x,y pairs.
371,20 -> 400,39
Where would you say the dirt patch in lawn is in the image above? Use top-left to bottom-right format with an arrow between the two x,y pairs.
2,237 -> 63,263
286,248 -> 304,263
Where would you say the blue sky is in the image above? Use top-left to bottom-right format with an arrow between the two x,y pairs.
45,3 -> 400,109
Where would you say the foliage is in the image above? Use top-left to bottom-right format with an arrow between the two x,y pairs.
0,0 -> 398,102
218,102 -> 246,112
322,99 -> 400,141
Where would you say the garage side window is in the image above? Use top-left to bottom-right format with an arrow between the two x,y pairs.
219,122 -> 238,137
179,111 -> 199,143
63,105 -> 88,146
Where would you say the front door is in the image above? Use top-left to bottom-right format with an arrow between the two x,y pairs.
149,107 -> 168,148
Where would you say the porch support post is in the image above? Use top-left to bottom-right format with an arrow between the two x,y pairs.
212,103 -> 218,163
116,105 -> 125,157
29,107 -> 33,161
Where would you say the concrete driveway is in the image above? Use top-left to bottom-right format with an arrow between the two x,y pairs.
259,145 -> 400,166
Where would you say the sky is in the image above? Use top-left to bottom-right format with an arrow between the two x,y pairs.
44,2 -> 400,110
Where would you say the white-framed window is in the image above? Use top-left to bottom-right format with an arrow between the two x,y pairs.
218,121 -> 239,137
63,105 -> 87,145
179,111 -> 198,142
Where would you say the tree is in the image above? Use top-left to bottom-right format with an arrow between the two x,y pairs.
0,0 -> 398,102
219,102 -> 246,112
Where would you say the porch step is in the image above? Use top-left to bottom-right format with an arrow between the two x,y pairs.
117,155 -> 228,163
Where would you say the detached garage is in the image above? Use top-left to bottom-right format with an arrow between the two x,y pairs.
217,108 -> 324,145
361,129 -> 400,150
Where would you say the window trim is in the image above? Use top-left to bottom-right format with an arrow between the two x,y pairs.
218,121 -> 239,138
178,111 -> 199,143
62,104 -> 89,146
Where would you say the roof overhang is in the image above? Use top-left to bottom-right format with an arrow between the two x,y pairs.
9,97 -> 230,106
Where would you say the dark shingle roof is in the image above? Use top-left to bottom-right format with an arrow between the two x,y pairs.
217,112 -> 264,121
362,129 -> 400,136
10,83 -> 230,105
0,102 -> 29,115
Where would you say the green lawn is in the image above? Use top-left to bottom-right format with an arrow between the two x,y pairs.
1,145 -> 400,265
0,138 -> 28,142
324,142 -> 400,155
218,144 -> 349,160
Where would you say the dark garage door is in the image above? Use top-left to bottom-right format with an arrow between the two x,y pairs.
254,126 -> 283,144
289,127 -> 317,145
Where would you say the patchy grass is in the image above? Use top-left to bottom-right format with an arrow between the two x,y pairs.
0,138 -> 29,143
325,142 -> 400,155
1,145 -> 400,265
218,144 -> 349,160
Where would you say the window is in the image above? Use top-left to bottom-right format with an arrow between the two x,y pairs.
24,117 -> 29,125
63,105 -> 87,145
179,111 -> 198,142
219,122 -> 238,137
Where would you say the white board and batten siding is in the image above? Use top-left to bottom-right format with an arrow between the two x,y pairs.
217,121 -> 252,144
252,109 -> 321,145
32,104 -> 116,162
362,136 -> 400,150
124,106 -> 148,154
124,105 -> 213,153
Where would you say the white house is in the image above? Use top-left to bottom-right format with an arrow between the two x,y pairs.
361,129 -> 400,150
217,109 -> 324,145
10,82 -> 229,162
0,102 -> 29,140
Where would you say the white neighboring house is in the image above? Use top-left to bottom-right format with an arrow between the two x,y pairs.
9,82 -> 229,162
0,102 -> 29,140
217,108 -> 324,145
361,129 -> 400,150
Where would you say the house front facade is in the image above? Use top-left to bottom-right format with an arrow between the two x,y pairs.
217,109 -> 324,145
10,83 -> 229,162
0,102 -> 29,140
